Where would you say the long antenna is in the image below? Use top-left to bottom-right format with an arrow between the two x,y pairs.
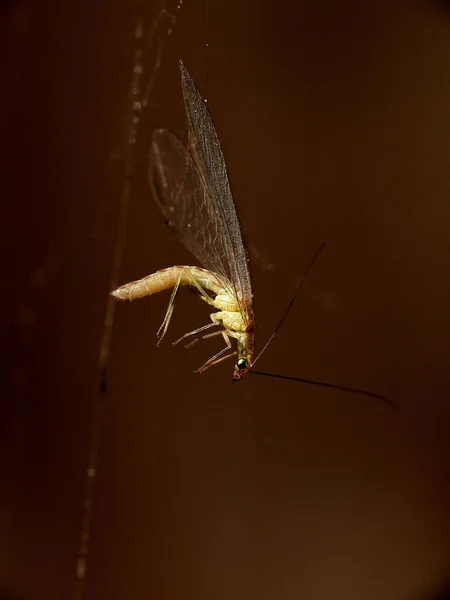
251,242 -> 326,368
250,370 -> 397,409
249,242 -> 396,409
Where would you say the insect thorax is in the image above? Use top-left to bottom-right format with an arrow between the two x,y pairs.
213,291 -> 240,313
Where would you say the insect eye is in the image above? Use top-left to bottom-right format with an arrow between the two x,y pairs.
237,357 -> 248,370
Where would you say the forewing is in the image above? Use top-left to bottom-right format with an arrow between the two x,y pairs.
150,128 -> 237,291
178,61 -> 253,319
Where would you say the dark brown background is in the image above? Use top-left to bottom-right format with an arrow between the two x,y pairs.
1,1 -> 450,599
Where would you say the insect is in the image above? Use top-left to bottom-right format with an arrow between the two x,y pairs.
112,60 -> 255,381
111,61 -> 395,407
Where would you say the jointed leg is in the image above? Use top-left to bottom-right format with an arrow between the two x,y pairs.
195,331 -> 235,374
183,329 -> 224,349
172,311 -> 222,347
156,268 -> 184,346
172,321 -> 219,347
195,347 -> 236,374
187,275 -> 216,306
156,270 -> 217,347
205,349 -> 237,369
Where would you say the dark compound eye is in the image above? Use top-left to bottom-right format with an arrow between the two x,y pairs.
236,357 -> 248,370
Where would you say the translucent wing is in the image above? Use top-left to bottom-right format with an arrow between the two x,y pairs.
149,61 -> 253,321
179,61 -> 253,316
150,129 -> 234,289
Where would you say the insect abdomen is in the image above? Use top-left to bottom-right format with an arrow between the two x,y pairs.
111,266 -> 224,301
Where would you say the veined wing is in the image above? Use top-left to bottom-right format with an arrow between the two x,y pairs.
149,62 -> 253,322
178,61 -> 253,319
150,128 -> 240,297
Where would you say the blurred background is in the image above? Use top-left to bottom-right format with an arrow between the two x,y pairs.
1,0 -> 450,598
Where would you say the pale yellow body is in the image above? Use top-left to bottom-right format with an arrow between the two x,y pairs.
112,265 -> 223,300
112,265 -> 254,376
111,265 -> 246,330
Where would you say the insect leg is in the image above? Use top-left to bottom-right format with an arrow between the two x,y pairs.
183,328 -> 224,349
195,331 -> 235,374
187,275 -> 216,306
156,269 -> 220,346
172,308 -> 223,346
156,268 -> 185,346
172,321 -> 219,347
204,349 -> 237,369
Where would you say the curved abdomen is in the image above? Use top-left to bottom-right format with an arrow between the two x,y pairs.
111,266 -> 225,301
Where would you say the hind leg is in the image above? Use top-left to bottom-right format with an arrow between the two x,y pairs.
156,270 -> 217,346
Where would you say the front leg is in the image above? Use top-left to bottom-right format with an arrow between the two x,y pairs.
194,330 -> 235,374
